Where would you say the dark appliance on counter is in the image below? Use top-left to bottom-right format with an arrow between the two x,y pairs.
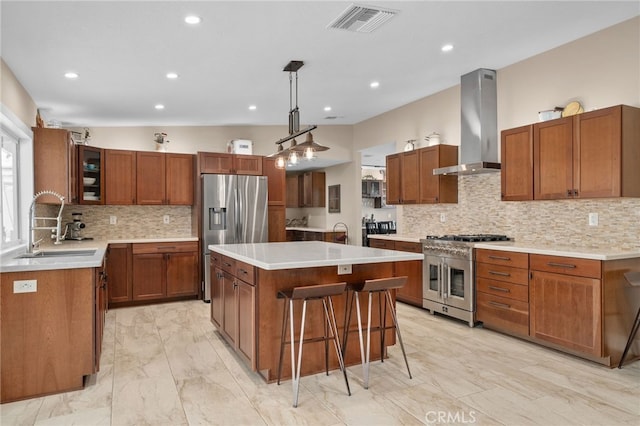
421,234 -> 509,326
201,174 -> 268,302
363,220 -> 396,246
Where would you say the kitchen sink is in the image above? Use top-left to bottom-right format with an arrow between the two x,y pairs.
16,249 -> 97,259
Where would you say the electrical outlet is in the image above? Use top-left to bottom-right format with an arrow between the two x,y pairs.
110,216 -> 117,225
588,212 -> 598,226
337,264 -> 352,275
163,215 -> 170,224
14,280 -> 37,293
440,213 -> 446,223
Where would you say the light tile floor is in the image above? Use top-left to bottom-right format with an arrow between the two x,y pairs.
2,300 -> 639,425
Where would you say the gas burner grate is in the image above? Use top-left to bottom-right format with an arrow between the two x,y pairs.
424,234 -> 509,242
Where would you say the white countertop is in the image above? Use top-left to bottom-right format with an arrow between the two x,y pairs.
1,237 -> 198,273
474,241 -> 640,261
209,241 -> 423,270
367,234 -> 421,243
285,227 -> 343,232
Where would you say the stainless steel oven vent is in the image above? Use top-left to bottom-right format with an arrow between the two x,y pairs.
327,3 -> 397,33
434,68 -> 500,176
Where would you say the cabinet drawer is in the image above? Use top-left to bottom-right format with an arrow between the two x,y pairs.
210,251 -> 222,268
476,277 -> 528,302
476,291 -> 529,336
235,260 -> 255,286
369,239 -> 395,250
475,249 -> 528,268
132,241 -> 198,254
530,254 -> 601,279
394,241 -> 423,253
221,256 -> 236,274
476,262 -> 529,286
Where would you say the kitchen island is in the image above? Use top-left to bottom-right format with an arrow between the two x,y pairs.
208,241 -> 423,382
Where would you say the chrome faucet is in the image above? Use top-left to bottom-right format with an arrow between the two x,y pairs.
27,190 -> 65,253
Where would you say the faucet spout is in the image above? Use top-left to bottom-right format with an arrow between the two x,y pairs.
28,190 -> 65,253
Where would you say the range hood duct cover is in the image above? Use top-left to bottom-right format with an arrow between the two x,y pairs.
434,68 -> 500,176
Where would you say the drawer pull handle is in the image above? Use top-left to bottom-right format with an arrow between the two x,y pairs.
238,268 -> 248,275
488,285 -> 510,293
488,255 -> 511,261
223,262 -> 232,267
489,271 -> 510,277
488,301 -> 511,310
547,262 -> 576,269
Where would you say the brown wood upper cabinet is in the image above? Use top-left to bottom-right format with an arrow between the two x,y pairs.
503,105 -> 640,201
418,145 -> 458,203
137,152 -> 195,205
105,149 -> 137,204
33,127 -> 78,204
198,152 -> 263,175
286,171 -> 326,207
263,157 -> 286,242
78,145 -> 104,205
386,145 -> 458,205
501,125 -> 533,201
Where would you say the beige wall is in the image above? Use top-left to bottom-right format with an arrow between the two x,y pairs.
1,58 -> 37,127
353,16 -> 640,248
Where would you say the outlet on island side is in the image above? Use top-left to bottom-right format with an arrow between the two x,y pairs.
14,280 -> 37,293
588,212 -> 599,226
338,264 -> 352,275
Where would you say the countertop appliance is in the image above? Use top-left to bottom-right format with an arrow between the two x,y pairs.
421,234 -> 509,326
201,174 -> 268,302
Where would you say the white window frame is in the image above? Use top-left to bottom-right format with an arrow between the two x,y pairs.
0,104 -> 34,255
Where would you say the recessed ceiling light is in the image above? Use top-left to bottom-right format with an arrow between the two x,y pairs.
166,72 -> 179,79
441,44 -> 454,52
248,105 -> 257,111
155,104 -> 165,110
185,15 -> 201,25
324,106 -> 332,112
370,81 -> 380,89
64,72 -> 79,79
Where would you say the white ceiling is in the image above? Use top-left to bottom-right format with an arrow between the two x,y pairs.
2,1 -> 638,130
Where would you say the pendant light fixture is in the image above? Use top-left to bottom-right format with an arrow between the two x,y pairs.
270,60 -> 328,169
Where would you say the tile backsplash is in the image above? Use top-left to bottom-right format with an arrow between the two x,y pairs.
403,173 -> 640,250
37,204 -> 193,241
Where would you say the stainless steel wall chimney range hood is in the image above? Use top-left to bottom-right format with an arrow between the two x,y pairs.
433,68 -> 500,176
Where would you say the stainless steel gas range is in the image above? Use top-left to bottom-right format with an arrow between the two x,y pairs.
421,234 -> 509,327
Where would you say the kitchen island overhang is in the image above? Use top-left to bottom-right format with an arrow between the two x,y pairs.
208,241 -> 423,383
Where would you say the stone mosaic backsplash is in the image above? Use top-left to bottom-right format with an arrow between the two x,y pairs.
403,173 -> 640,250
37,204 -> 193,241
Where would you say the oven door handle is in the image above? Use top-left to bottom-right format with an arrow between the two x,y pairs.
442,262 -> 449,299
438,261 -> 443,299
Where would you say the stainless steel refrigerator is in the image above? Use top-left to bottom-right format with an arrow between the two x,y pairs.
202,174 -> 268,301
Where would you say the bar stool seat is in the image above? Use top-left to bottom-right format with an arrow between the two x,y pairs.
343,276 -> 412,389
277,282 -> 351,407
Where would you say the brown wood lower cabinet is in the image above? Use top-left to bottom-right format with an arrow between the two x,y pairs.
476,249 -> 640,366
475,249 -> 530,336
1,268 -> 96,403
211,255 -> 256,369
109,241 -> 198,307
368,238 -> 423,307
529,254 -> 602,357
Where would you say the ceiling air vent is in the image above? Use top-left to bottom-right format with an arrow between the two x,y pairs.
328,4 -> 397,33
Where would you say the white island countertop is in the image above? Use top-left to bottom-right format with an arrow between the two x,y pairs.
474,241 -> 640,261
209,241 -> 423,270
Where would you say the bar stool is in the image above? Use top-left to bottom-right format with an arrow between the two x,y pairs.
343,276 -> 412,389
276,282 -> 351,407
618,272 -> 640,368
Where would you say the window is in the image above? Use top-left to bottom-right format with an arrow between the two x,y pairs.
1,133 -> 19,244
1,106 -> 33,253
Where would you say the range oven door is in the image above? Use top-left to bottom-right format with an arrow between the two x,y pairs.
441,256 -> 474,312
423,254 -> 445,303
